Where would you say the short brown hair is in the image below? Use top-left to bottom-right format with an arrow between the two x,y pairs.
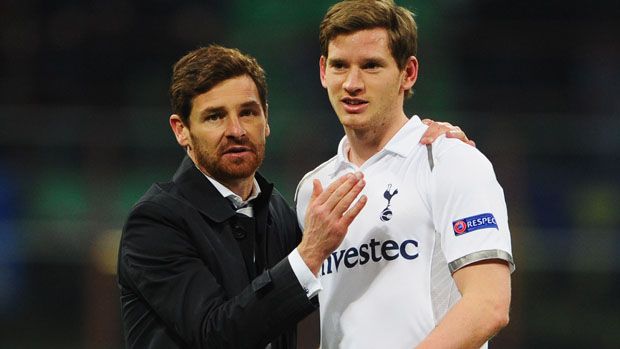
169,45 -> 268,125
319,0 -> 418,71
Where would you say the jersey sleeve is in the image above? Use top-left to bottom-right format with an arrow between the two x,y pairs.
429,139 -> 515,273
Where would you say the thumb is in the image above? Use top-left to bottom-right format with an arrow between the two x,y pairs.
310,179 -> 323,202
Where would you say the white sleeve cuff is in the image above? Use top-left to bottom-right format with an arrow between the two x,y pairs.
288,248 -> 322,299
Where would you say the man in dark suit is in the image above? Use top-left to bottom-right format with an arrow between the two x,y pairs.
117,44 -> 471,348
117,45 -> 368,349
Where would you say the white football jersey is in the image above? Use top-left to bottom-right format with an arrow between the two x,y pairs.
295,116 -> 514,349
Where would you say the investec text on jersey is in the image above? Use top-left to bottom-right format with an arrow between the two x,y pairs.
321,238 -> 418,276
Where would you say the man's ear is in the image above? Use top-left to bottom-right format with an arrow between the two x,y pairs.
401,56 -> 418,91
169,114 -> 190,148
264,103 -> 270,137
319,56 -> 328,88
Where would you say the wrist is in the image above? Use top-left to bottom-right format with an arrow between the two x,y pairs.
297,242 -> 324,275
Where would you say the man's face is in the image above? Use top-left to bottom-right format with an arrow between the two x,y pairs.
172,75 -> 270,183
320,28 -> 417,133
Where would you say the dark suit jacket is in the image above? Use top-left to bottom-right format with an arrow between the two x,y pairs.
118,157 -> 317,348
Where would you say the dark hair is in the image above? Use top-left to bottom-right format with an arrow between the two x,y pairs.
320,0 -> 418,95
169,45 -> 268,124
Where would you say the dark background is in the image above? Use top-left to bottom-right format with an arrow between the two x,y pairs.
1,0 -> 619,348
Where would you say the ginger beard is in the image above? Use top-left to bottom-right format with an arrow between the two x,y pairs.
190,131 -> 265,181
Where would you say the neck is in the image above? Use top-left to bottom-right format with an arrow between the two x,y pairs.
345,113 -> 408,167
218,176 -> 255,200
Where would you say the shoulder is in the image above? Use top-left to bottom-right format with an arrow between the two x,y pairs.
430,136 -> 495,175
427,138 -> 506,214
130,182 -> 182,215
294,154 -> 339,204
123,181 -> 195,238
293,155 -> 339,229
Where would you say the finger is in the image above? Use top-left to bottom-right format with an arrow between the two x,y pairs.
446,129 -> 468,141
420,121 -> 452,144
314,173 -> 352,206
305,180 -> 323,219
467,140 -> 476,148
305,179 -> 325,218
421,118 -> 434,125
310,179 -> 323,202
447,130 -> 471,144
322,172 -> 363,211
331,177 -> 366,217
341,194 -> 368,226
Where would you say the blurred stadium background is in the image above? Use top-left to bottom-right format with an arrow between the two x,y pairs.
1,0 -> 619,348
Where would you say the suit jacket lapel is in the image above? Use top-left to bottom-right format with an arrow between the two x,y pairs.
171,156 -> 283,274
171,156 -> 251,289
172,156 -> 236,223
253,174 -> 276,269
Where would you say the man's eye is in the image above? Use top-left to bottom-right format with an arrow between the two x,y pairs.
206,113 -> 223,121
240,109 -> 258,117
363,62 -> 381,69
330,61 -> 347,70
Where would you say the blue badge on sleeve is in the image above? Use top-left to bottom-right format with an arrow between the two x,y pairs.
453,213 -> 498,236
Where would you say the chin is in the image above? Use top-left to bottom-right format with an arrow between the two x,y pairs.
230,165 -> 258,178
220,160 -> 260,179
196,155 -> 261,182
340,116 -> 368,129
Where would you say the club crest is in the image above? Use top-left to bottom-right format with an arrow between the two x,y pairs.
380,184 -> 399,221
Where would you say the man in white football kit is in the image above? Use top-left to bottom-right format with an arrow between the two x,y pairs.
295,1 -> 515,348
296,115 -> 514,348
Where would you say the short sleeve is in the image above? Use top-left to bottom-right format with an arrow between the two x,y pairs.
429,140 -> 515,273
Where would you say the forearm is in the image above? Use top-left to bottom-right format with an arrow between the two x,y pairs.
121,204 -> 317,348
416,292 -> 509,349
416,261 -> 511,349
200,258 -> 317,347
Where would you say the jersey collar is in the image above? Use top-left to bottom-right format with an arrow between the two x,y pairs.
332,115 -> 425,173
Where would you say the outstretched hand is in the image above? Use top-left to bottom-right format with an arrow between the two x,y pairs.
419,118 -> 476,147
298,172 -> 367,275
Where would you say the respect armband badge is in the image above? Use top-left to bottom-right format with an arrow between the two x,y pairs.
452,213 -> 498,236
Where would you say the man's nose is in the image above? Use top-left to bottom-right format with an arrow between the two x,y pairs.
225,116 -> 246,137
343,67 -> 364,95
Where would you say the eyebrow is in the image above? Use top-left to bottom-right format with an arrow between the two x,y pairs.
239,100 -> 262,109
199,106 -> 226,117
199,100 -> 262,117
327,58 -> 347,66
328,56 -> 388,66
361,57 -> 388,65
